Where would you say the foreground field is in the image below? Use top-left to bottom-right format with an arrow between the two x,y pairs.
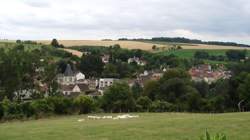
0,112 -> 250,140
38,40 -> 168,50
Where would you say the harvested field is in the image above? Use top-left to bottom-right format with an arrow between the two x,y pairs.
39,40 -> 250,51
38,40 -> 169,50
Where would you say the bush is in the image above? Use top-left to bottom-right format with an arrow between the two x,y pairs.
30,99 -> 54,118
74,96 -> 95,114
20,102 -> 34,118
136,96 -> 152,112
150,100 -> 175,112
46,97 -> 74,115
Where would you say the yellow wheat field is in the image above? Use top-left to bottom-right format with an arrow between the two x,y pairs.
38,40 -> 169,50
38,40 -> 250,51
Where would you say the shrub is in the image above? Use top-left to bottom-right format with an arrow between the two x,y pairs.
30,99 -> 54,118
150,100 -> 175,112
46,97 -> 74,115
74,96 -> 95,114
136,96 -> 152,112
20,102 -> 34,118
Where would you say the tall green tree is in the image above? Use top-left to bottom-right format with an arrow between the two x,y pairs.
51,39 -> 60,48
102,82 -> 136,112
80,54 -> 104,78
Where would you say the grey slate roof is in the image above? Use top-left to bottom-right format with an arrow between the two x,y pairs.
64,64 -> 74,76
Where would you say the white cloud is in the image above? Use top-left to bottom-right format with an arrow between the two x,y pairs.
0,0 -> 249,44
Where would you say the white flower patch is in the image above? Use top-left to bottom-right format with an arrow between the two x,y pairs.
78,114 -> 139,122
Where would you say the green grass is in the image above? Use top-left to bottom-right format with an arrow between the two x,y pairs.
0,112 -> 250,140
0,42 -> 43,51
158,49 -> 230,58
139,40 -> 196,47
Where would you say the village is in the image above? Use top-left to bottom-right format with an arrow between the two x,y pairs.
55,53 -> 232,98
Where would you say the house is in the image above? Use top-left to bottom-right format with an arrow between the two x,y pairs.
130,70 -> 164,87
189,64 -> 231,84
60,83 -> 89,96
96,78 -> 118,89
128,57 -> 147,66
57,64 -> 89,96
101,54 -> 110,64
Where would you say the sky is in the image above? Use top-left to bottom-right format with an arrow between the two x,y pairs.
0,0 -> 250,44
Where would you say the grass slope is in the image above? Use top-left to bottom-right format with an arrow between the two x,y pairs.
159,49 -> 250,58
143,41 -> 250,50
0,113 -> 250,140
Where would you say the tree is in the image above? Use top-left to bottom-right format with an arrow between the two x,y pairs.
102,64 -> 119,78
194,81 -> 210,97
152,45 -> 157,50
143,80 -> 160,100
51,39 -> 60,48
185,87 -> 202,112
131,82 -> 143,99
0,103 -> 3,119
237,74 -> 250,111
80,54 -> 104,78
194,51 -> 209,59
0,45 -> 58,101
136,96 -> 152,112
226,50 -> 246,61
16,40 -> 22,44
102,82 -> 136,112
160,69 -> 191,82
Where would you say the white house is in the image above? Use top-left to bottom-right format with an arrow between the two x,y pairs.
128,57 -> 147,66
96,78 -> 117,89
101,55 -> 110,64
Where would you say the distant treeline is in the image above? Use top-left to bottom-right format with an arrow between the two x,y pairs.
118,37 -> 250,47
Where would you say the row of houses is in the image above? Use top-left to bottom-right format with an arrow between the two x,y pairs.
189,64 -> 231,84
100,54 -> 147,66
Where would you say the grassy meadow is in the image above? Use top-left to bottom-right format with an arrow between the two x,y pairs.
144,40 -> 250,50
0,112 -> 250,140
158,49 -> 250,58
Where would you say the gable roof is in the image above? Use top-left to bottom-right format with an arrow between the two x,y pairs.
77,83 -> 89,91
59,83 -> 89,92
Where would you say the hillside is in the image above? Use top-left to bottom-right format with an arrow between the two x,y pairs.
0,113 -> 249,140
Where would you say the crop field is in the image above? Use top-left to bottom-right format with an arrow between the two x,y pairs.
38,40 -> 250,51
38,40 -> 169,51
0,112 -> 250,140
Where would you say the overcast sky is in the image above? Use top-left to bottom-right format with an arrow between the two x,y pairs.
0,0 -> 250,44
